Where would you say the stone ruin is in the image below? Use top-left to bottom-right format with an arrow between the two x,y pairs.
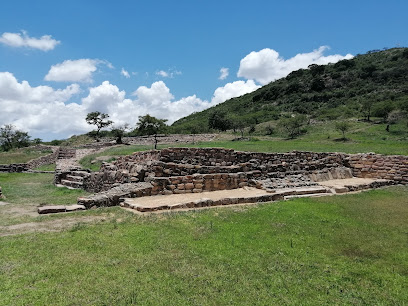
52,147 -> 408,212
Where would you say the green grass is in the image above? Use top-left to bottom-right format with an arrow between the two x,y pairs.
0,186 -> 407,304
0,173 -> 89,205
34,163 -> 56,171
0,148 -> 52,164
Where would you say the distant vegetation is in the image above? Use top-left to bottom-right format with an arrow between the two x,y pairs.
172,48 -> 408,134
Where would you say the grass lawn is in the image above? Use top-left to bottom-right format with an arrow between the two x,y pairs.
0,173 -> 89,206
0,186 -> 407,305
0,148 -> 53,164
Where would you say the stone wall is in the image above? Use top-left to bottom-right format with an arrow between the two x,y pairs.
346,153 -> 408,184
0,146 -> 58,173
27,148 -> 59,169
0,163 -> 29,172
68,148 -> 350,193
73,147 -> 408,208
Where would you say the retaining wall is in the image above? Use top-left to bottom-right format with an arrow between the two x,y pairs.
346,153 -> 408,183
0,146 -> 58,173
73,148 -> 408,208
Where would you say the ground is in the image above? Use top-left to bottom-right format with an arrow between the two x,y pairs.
0,135 -> 407,304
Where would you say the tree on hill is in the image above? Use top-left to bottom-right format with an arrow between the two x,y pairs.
335,121 -> 351,140
135,114 -> 168,149
86,112 -> 113,142
278,115 -> 307,139
208,111 -> 231,131
361,100 -> 375,121
0,124 -> 31,151
111,124 -> 130,144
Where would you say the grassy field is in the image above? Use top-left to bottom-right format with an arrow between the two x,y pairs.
0,173 -> 88,206
1,123 -> 407,304
0,147 -> 53,164
0,186 -> 407,305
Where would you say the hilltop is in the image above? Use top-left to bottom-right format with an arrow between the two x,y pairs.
172,48 -> 408,133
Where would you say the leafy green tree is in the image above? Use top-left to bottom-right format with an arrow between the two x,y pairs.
0,124 -> 31,151
111,124 -> 129,144
335,121 -> 351,140
208,111 -> 231,131
32,138 -> 42,145
361,100 -> 375,121
278,115 -> 307,139
372,101 -> 394,122
85,112 -> 113,142
386,110 -> 405,132
136,114 -> 168,149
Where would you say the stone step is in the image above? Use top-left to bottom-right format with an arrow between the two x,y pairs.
71,171 -> 90,178
122,193 -> 284,213
284,193 -> 333,200
278,186 -> 330,196
61,179 -> 84,189
66,175 -> 85,183
38,204 -> 86,214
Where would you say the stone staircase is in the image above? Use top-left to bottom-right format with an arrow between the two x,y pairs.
59,170 -> 90,189
57,148 -> 76,159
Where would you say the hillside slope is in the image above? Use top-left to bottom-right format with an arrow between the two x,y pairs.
172,48 -> 408,132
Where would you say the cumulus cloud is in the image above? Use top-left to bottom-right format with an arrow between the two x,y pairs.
44,59 -> 112,83
211,80 -> 260,105
0,30 -> 60,51
219,67 -> 229,80
238,46 -> 353,85
121,68 -> 130,78
0,72 -> 87,139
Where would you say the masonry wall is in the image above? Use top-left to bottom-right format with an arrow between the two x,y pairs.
346,153 -> 408,184
60,148 -> 408,194
0,146 -> 58,173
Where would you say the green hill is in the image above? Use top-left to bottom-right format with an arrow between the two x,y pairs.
172,48 -> 408,133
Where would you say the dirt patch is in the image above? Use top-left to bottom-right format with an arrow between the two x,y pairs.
0,215 -> 108,237
317,177 -> 377,188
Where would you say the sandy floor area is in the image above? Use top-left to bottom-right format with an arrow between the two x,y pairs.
124,187 -> 271,208
317,177 -> 377,188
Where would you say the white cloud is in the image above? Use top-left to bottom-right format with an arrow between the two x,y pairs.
0,30 -> 60,51
121,68 -> 130,78
211,80 -> 260,105
219,67 -> 229,80
156,70 -> 169,78
0,72 -> 86,139
238,46 -> 353,85
156,69 -> 182,78
0,72 -> 262,139
44,59 -> 112,83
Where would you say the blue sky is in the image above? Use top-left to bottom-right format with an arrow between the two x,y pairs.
0,0 -> 407,140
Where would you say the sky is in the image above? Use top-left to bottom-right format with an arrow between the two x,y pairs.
0,0 -> 407,141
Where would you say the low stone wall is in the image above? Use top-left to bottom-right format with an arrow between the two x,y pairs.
73,148 -> 408,208
347,153 -> 408,184
0,146 -> 58,173
77,182 -> 153,208
0,163 -> 29,172
27,148 -> 59,169
148,171 -> 262,196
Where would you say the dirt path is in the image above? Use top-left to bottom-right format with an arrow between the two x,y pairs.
0,215 -> 108,237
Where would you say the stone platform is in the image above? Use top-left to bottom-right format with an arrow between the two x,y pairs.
121,186 -> 331,213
